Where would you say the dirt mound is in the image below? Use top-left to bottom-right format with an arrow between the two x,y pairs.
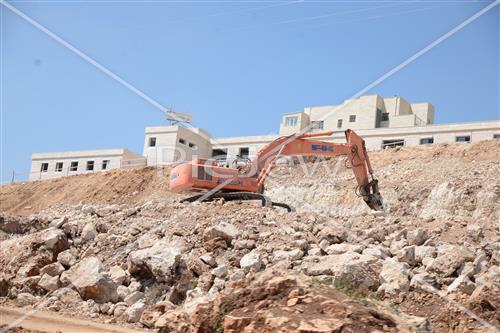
0,167 -> 174,216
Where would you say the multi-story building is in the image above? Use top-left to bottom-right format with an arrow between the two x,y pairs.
29,149 -> 146,181
28,94 -> 500,181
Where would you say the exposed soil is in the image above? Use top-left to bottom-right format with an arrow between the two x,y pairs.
0,140 -> 499,333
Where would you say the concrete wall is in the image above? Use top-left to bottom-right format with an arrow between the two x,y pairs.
143,126 -> 212,165
30,149 -> 146,181
279,112 -> 310,136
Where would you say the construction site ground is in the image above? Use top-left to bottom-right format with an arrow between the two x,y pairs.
0,140 -> 499,333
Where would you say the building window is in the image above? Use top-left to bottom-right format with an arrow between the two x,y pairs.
149,137 -> 156,147
420,137 -> 434,145
86,161 -> 94,171
456,136 -> 470,143
55,162 -> 63,172
40,163 -> 49,173
179,138 -> 186,145
382,139 -> 405,149
239,147 -> 249,159
311,121 -> 324,130
381,113 -> 389,121
188,142 -> 196,149
70,161 -> 78,172
102,160 -> 110,170
337,119 -> 343,128
349,115 -> 356,122
494,134 -> 500,139
284,116 -> 298,127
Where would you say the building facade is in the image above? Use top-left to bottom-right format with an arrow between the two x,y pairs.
28,94 -> 500,181
279,95 -> 434,136
29,149 -> 146,181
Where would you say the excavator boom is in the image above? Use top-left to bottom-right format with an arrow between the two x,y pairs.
170,129 -> 384,211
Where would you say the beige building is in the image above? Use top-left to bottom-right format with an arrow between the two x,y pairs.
279,95 -> 434,136
29,149 -> 146,181
28,94 -> 500,181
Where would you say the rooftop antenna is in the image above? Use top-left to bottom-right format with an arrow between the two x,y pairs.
164,107 -> 193,127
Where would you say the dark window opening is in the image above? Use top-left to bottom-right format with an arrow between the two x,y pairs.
86,161 -> 94,171
382,139 -> 405,149
420,138 -> 434,145
349,115 -> 356,122
337,119 -> 343,128
381,113 -> 389,121
102,160 -> 110,170
311,121 -> 324,130
40,163 -> 49,172
188,142 -> 196,148
70,161 -> 78,172
55,162 -> 63,172
149,137 -> 156,147
456,136 -> 470,143
239,147 -> 249,159
179,138 -> 186,144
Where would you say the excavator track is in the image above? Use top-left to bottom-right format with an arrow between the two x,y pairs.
181,191 -> 295,212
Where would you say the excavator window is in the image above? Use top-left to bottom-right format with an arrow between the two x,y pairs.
239,147 -> 249,159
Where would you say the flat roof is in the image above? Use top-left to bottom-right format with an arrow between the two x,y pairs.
32,148 -> 142,160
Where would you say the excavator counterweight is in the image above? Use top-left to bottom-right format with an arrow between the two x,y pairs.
170,129 -> 384,211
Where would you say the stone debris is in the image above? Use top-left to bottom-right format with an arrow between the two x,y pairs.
0,140 -> 499,333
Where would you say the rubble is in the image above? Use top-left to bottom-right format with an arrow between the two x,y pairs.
0,140 -> 499,333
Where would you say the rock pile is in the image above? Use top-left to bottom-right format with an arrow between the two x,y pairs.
0,140 -> 498,333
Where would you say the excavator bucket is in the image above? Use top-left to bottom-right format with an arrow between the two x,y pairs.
362,179 -> 384,211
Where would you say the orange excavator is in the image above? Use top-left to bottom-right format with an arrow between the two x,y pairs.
169,129 -> 383,211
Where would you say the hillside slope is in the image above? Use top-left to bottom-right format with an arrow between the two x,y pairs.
0,141 -> 499,333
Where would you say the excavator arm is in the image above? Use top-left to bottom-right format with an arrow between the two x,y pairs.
252,129 -> 384,210
170,129 -> 383,211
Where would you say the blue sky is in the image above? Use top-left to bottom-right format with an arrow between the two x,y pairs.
1,0 -> 499,182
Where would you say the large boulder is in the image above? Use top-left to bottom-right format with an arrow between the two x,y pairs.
38,273 -> 60,292
426,245 -> 475,277
41,228 -> 68,257
81,223 -> 97,242
240,250 -> 262,272
40,262 -> 65,277
57,249 -> 77,268
406,228 -> 428,246
65,256 -> 118,303
203,222 -> 240,245
125,301 -> 146,323
377,258 -> 410,295
0,213 -> 24,234
127,238 -> 185,282
304,252 -> 381,291
16,293 -> 38,307
447,275 -> 476,295
271,249 -> 304,262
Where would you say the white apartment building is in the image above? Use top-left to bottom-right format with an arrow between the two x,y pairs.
28,94 -> 500,181
29,149 -> 146,181
143,95 -> 499,165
